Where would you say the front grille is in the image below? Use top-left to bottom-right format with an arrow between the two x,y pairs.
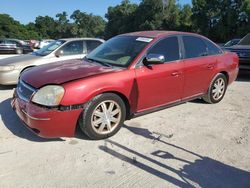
16,80 -> 36,102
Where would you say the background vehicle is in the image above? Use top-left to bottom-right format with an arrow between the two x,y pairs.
12,31 -> 239,140
0,39 -> 33,54
38,39 -> 54,49
27,40 -> 40,49
0,38 -> 104,85
225,33 -> 250,70
223,39 -> 241,47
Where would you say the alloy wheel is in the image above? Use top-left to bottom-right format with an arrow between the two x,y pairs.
212,78 -> 225,100
91,100 -> 122,135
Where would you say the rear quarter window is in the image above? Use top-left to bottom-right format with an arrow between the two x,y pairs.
203,39 -> 222,55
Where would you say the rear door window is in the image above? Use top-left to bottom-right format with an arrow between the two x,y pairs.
86,40 -> 102,54
183,36 -> 208,58
60,41 -> 83,56
148,37 -> 180,62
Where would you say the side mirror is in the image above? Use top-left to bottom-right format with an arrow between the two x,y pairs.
144,54 -> 165,65
55,50 -> 64,57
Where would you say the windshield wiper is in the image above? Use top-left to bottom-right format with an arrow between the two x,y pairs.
85,57 -> 113,68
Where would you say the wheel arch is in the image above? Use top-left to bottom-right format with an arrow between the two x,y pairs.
219,71 -> 229,83
20,66 -> 36,74
101,91 -> 131,120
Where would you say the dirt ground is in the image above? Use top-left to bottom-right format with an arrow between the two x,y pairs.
0,56 -> 249,187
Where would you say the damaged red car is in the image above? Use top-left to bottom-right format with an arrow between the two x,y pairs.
12,31 -> 239,139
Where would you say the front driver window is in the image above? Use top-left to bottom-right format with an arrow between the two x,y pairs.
60,41 -> 83,56
148,37 -> 180,62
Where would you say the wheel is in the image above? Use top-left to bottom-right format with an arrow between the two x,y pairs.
15,48 -> 23,54
79,93 -> 126,140
203,73 -> 227,104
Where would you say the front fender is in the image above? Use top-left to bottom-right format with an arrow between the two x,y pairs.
60,70 -> 137,108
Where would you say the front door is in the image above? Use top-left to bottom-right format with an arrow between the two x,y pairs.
135,36 -> 184,112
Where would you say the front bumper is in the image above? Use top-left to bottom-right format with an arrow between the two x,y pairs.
11,93 -> 83,138
0,70 -> 20,85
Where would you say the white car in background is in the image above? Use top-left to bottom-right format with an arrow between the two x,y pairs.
0,38 -> 104,85
37,39 -> 54,49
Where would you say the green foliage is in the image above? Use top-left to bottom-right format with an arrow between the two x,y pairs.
70,10 -> 106,38
34,16 -> 57,39
0,14 -> 39,39
192,0 -> 250,42
0,0 -> 249,42
179,4 -> 192,31
105,0 -> 138,38
0,11 -> 106,40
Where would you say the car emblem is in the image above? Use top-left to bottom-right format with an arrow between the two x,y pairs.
18,86 -> 23,93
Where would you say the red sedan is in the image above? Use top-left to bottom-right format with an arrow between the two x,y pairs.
11,31 -> 239,139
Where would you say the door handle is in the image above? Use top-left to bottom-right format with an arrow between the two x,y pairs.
171,71 -> 181,77
207,64 -> 215,69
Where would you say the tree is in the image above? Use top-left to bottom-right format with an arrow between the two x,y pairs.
179,4 -> 192,31
0,14 -> 39,39
192,0 -> 250,42
105,0 -> 138,38
55,12 -> 73,38
34,16 -> 57,39
70,10 -> 106,38
134,0 -> 165,30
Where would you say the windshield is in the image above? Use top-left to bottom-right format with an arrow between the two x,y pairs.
224,39 -> 240,47
238,33 -> 250,45
86,36 -> 152,67
34,40 -> 65,56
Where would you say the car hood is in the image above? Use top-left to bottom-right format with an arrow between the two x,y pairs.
21,59 -> 120,88
0,54 -> 41,66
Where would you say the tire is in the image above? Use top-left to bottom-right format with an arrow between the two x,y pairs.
79,93 -> 126,140
15,48 -> 23,54
203,73 -> 228,104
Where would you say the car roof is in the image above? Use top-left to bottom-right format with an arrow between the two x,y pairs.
120,30 -> 203,39
0,38 -> 23,42
59,38 -> 105,42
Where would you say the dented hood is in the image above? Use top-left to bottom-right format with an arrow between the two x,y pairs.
21,59 -> 119,88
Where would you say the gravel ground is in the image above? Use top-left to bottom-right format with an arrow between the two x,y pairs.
0,61 -> 249,187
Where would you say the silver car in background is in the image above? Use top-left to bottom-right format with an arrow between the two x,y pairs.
37,39 -> 54,49
0,38 -> 104,85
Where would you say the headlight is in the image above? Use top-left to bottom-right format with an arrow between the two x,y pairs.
32,85 -> 65,107
0,65 -> 15,72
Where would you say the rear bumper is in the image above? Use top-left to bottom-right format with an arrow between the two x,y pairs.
11,93 -> 83,138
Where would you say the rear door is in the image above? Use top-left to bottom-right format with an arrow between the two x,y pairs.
135,36 -> 184,112
181,35 -> 218,99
